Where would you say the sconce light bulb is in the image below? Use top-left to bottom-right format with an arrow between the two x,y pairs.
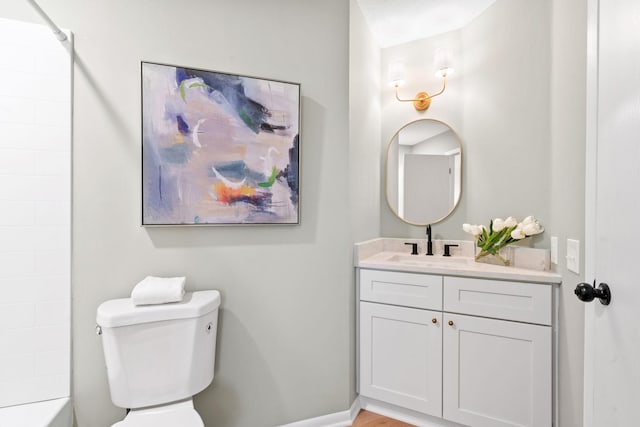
434,47 -> 454,79
388,61 -> 406,87
435,67 -> 454,79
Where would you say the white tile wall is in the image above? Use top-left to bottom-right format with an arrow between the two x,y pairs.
0,17 -> 71,408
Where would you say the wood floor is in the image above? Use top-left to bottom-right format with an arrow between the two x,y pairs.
350,410 -> 415,427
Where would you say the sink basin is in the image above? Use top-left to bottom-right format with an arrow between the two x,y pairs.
386,254 -> 473,267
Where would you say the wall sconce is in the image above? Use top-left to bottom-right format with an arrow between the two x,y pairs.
390,48 -> 454,111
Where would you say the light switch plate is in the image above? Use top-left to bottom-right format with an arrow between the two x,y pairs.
550,236 -> 558,264
566,239 -> 580,274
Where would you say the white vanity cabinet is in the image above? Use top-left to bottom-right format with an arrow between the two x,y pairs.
358,269 -> 554,427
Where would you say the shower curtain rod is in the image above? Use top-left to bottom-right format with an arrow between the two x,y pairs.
26,0 -> 67,41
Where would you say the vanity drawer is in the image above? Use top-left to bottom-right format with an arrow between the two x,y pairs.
360,269 -> 442,310
443,277 -> 552,325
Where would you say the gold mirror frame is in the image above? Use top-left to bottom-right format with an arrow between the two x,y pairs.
385,118 -> 463,225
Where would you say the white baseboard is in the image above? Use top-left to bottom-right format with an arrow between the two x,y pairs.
277,398 -> 361,427
359,396 -> 465,427
277,395 -> 465,427
348,397 -> 361,422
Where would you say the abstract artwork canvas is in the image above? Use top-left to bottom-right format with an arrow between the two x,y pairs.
141,62 -> 300,225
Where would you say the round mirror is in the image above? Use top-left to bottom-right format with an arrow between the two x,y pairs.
386,119 -> 462,225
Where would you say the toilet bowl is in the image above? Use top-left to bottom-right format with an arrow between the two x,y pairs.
97,290 -> 220,427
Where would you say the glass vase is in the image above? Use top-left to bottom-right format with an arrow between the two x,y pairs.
474,246 -> 512,266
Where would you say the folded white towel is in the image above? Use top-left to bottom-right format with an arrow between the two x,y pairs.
131,276 -> 186,306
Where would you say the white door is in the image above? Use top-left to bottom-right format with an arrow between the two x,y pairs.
359,301 -> 442,417
442,313 -> 551,427
584,0 -> 640,425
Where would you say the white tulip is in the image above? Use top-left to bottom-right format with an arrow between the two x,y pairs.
493,218 -> 505,232
470,225 -> 482,236
522,216 -> 536,225
463,223 -> 485,236
523,222 -> 544,236
511,227 -> 526,240
504,216 -> 518,228
462,224 -> 482,236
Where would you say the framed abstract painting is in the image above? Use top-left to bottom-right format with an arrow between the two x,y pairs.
141,62 -> 301,225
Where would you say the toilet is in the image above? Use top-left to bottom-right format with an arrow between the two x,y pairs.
96,290 -> 221,427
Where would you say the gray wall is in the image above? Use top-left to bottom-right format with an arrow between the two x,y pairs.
348,0 -> 382,401
461,0 -> 551,236
349,0 -> 382,244
2,1 -> 356,426
550,0 -> 587,425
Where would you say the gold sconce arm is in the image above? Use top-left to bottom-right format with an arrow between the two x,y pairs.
394,78 -> 447,111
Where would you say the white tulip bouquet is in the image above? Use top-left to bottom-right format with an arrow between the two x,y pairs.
463,216 -> 544,265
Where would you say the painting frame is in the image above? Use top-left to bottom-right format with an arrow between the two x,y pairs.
141,61 -> 301,226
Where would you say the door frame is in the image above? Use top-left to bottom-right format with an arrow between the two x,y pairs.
583,0 -> 599,425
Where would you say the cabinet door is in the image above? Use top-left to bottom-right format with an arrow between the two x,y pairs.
360,301 -> 442,417
443,313 -> 551,427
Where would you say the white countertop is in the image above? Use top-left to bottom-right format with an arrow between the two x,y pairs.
355,238 -> 562,284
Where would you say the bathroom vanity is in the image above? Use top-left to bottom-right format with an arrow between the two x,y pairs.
355,238 -> 561,427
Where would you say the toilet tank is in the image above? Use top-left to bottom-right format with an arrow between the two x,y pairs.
96,290 -> 221,409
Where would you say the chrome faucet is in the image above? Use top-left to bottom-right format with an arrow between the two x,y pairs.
426,225 -> 434,256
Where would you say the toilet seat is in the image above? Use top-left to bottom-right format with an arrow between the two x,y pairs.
111,399 -> 204,427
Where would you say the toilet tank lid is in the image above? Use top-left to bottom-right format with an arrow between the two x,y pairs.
96,290 -> 220,328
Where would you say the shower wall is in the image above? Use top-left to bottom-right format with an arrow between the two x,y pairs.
0,17 -> 71,408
